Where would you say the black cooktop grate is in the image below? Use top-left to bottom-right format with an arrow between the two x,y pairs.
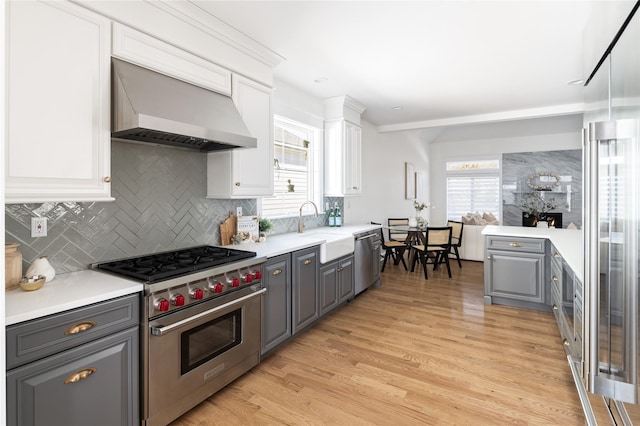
96,245 -> 256,283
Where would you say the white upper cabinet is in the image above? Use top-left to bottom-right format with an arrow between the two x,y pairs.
323,95 -> 366,197
207,75 -> 274,198
324,120 -> 362,196
5,0 -> 113,203
111,23 -> 231,95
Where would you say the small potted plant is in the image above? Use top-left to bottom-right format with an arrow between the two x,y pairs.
258,218 -> 273,242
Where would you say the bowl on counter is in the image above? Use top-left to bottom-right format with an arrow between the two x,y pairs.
19,275 -> 46,291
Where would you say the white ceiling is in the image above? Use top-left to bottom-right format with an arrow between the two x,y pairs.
192,1 -> 597,129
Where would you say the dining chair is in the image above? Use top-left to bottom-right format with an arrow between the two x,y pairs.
371,222 -> 408,271
410,226 -> 453,279
446,220 -> 464,268
387,218 -> 409,242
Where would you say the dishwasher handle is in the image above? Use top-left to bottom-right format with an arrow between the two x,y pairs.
356,233 -> 379,241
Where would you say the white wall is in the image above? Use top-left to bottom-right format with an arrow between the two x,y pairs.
428,114 -> 583,225
344,124 -> 439,226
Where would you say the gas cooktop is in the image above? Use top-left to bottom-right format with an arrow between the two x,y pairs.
96,245 -> 257,284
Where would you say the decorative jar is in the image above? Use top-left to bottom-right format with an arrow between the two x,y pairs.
5,243 -> 23,289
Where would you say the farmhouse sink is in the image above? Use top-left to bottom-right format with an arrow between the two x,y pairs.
299,229 -> 355,263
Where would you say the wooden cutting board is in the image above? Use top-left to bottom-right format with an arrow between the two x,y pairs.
219,211 -> 237,246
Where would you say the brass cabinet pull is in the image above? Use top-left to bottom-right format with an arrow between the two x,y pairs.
304,259 -> 312,265
64,368 -> 96,384
65,321 -> 97,335
272,269 -> 282,276
552,304 -> 558,311
563,339 -> 570,347
508,242 -> 522,247
552,275 -> 558,281
235,182 -> 241,186
553,252 -> 561,258
486,255 -> 492,260
103,176 -> 112,183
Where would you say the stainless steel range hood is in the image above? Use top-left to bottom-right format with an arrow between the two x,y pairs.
112,58 -> 256,151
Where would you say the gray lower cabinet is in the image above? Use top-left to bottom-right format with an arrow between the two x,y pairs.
292,246 -> 319,334
6,294 -> 139,426
262,253 -> 292,354
484,236 -> 548,309
319,255 -> 354,316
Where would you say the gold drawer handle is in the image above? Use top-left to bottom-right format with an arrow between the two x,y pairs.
509,242 -> 522,247
64,368 -> 96,384
235,182 -> 241,186
272,269 -> 282,276
553,304 -> 558,311
563,339 -> 570,347
304,259 -> 312,265
553,252 -> 561,258
65,321 -> 97,335
103,176 -> 112,183
552,275 -> 558,281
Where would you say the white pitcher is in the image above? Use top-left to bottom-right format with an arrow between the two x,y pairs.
26,256 -> 56,283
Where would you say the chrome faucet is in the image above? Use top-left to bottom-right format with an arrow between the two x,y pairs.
298,201 -> 318,233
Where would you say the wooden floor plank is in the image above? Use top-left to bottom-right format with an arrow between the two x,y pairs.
170,260 -> 591,425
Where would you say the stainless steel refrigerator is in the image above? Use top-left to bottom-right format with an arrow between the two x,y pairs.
582,2 -> 640,423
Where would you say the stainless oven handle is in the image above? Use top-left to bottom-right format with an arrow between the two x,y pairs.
151,288 -> 267,337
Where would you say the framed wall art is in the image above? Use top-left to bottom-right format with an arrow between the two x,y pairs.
405,162 -> 415,199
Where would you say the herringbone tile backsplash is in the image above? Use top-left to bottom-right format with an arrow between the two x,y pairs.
5,141 -> 331,275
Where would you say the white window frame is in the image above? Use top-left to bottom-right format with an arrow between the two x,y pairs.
445,156 -> 502,222
259,115 -> 323,218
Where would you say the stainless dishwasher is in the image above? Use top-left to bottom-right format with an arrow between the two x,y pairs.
354,230 -> 382,295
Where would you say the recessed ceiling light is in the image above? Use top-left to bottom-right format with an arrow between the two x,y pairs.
567,79 -> 584,86
391,106 -> 403,110
314,77 -> 328,84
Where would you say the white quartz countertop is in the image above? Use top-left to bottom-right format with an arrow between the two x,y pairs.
227,224 -> 381,258
5,270 -> 143,326
482,225 -> 583,281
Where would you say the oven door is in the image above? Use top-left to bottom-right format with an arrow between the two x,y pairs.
146,284 -> 265,426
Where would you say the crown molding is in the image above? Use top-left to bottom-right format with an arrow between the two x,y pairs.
149,0 -> 284,69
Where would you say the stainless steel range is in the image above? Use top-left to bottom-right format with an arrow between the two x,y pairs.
95,245 -> 266,426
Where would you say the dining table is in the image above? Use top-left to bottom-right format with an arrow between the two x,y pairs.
384,225 -> 428,267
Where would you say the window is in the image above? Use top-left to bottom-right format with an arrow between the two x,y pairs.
446,158 -> 500,221
261,116 -> 322,217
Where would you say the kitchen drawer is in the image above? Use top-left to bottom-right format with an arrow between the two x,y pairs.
6,294 -> 139,370
486,236 -> 546,253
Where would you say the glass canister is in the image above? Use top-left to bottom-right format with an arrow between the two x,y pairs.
5,243 -> 23,289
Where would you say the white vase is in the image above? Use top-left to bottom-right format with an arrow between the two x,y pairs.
26,256 -> 56,283
408,217 -> 418,227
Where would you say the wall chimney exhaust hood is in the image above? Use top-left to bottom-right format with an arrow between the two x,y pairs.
111,58 -> 256,151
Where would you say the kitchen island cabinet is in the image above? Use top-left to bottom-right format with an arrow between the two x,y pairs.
484,235 -> 548,310
5,0 -> 113,203
292,246 -> 319,334
261,253 -> 292,355
207,74 -> 274,198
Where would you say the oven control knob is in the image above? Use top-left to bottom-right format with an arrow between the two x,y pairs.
243,273 -> 253,283
209,282 -> 224,293
171,294 -> 185,306
253,270 -> 262,280
229,277 -> 240,287
155,298 -> 170,312
190,288 -> 204,300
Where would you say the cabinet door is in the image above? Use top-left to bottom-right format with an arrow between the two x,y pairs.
6,0 -> 112,203
207,75 -> 273,198
111,23 -> 231,95
262,254 -> 292,354
7,328 -> 138,426
324,120 -> 362,196
320,262 -> 339,316
343,122 -> 362,195
485,250 -> 546,304
338,256 -> 355,303
292,247 -> 319,334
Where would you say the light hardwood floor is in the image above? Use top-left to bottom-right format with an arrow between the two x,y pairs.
171,260 -> 589,425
